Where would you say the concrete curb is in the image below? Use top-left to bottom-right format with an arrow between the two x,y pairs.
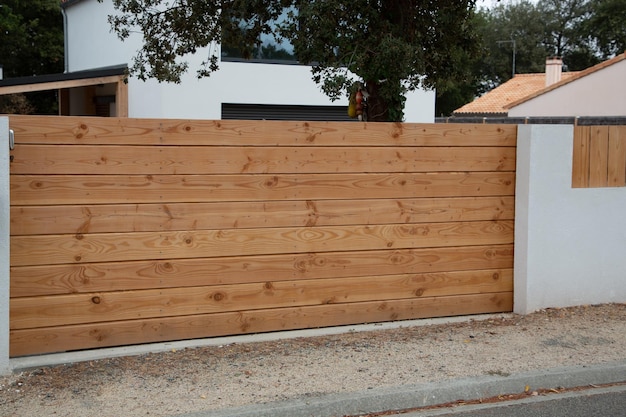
175,361 -> 626,417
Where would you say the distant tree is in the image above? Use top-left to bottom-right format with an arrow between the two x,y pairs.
537,0 -> 601,70
106,0 -> 480,122
0,0 -> 64,113
584,0 -> 626,58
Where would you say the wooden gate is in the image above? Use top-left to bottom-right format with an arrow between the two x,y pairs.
8,116 -> 515,356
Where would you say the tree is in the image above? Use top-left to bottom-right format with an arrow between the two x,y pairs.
584,0 -> 626,59
0,0 -> 64,113
106,0 -> 479,122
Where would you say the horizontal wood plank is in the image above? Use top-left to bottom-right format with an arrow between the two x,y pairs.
10,172 -> 516,205
10,145 -> 516,175
11,269 -> 512,329
11,221 -> 514,266
11,197 -> 515,235
11,244 -> 514,297
10,292 -> 513,355
9,115 -> 518,146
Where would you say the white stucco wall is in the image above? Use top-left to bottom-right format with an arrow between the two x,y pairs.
509,58 -> 626,117
514,125 -> 626,314
64,0 -> 435,122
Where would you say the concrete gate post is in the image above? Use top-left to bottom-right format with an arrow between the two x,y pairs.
0,117 -> 10,375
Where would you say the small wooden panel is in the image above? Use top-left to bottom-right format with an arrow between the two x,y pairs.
11,269 -> 513,330
11,244 -> 514,297
11,197 -> 515,236
607,126 -> 626,187
8,115 -> 517,146
588,126 -> 609,187
10,172 -> 516,205
10,292 -> 513,356
10,145 -> 516,175
11,221 -> 514,267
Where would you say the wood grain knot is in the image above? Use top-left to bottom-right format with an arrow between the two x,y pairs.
265,176 -> 279,188
264,282 -> 274,290
74,255 -> 82,262
212,292 -> 225,302
415,288 -> 425,297
492,272 -> 500,280
91,296 -> 101,304
75,234 -> 84,240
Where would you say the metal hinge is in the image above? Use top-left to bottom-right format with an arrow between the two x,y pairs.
9,129 -> 14,150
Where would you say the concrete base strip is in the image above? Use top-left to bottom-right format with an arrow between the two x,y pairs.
176,361 -> 626,417
10,314 -> 506,372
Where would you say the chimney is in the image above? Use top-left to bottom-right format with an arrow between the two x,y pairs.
545,57 -> 562,87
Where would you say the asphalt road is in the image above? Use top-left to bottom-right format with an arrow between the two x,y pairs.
399,385 -> 626,417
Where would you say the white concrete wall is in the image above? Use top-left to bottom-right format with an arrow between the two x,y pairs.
0,117 -> 10,375
514,124 -> 626,313
509,58 -> 626,117
64,0 -> 435,122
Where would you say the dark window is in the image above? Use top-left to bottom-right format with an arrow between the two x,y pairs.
222,103 -> 354,121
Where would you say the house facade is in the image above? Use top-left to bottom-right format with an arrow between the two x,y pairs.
60,0 -> 435,121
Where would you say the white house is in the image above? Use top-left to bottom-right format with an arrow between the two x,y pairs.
507,52 -> 626,117
453,53 -> 626,119
58,0 -> 435,122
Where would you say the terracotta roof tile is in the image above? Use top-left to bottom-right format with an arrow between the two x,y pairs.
454,72 -> 578,115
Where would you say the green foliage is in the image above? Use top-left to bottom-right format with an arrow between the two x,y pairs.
584,0 -> 626,58
0,0 -> 64,113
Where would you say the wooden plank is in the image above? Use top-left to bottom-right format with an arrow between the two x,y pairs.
607,126 -> 626,187
0,75 -> 124,95
10,269 -> 512,329
10,292 -> 513,356
8,115 -> 518,146
588,126 -> 609,187
11,244 -> 514,297
10,172 -> 516,205
11,197 -> 515,235
572,126 -> 590,188
10,145 -> 516,175
116,79 -> 128,117
11,220 -> 515,266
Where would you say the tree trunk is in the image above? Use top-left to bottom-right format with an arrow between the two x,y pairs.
365,80 -> 390,122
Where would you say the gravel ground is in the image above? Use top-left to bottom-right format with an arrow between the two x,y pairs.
1,304 -> 625,417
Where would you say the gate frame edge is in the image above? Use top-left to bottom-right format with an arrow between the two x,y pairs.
0,116 -> 10,375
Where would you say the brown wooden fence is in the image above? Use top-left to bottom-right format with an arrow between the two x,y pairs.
8,116 -> 516,357
572,125 -> 626,188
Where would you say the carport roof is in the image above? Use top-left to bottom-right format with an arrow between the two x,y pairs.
0,65 -> 127,93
